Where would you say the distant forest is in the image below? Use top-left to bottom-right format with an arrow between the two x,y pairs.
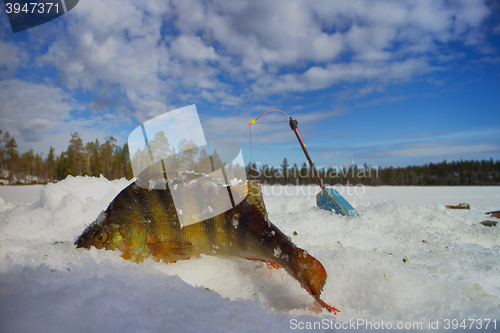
0,130 -> 499,186
0,131 -> 133,184
246,159 -> 500,186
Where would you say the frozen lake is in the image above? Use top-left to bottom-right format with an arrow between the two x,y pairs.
0,177 -> 499,332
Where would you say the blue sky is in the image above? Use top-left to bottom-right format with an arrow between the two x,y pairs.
0,0 -> 499,169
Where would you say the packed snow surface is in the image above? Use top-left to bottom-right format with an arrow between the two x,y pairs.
0,177 -> 499,332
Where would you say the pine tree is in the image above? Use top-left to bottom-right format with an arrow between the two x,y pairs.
198,147 -> 213,174
281,158 -> 288,185
101,136 -> 116,179
20,149 -> 35,183
34,153 -> 42,182
177,139 -> 198,172
112,145 -> 124,179
4,132 -> 19,183
149,131 -> 170,162
67,132 -> 84,176
122,143 -> 134,179
56,151 -> 69,180
89,139 -> 102,177
0,126 -> 4,177
46,147 -> 56,182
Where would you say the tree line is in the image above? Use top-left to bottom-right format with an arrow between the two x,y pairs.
246,158 -> 500,186
0,131 -> 133,184
1,130 -> 499,186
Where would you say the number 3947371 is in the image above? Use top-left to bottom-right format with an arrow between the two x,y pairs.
5,2 -> 59,14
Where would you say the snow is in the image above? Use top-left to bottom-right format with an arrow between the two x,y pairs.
0,184 -> 44,204
0,177 -> 499,332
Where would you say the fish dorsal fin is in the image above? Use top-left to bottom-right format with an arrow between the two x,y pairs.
229,181 -> 248,198
244,181 -> 268,216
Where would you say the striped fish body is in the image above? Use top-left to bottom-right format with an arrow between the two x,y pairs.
75,173 -> 339,313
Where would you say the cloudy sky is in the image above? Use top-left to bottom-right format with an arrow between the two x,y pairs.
1,0 -> 499,169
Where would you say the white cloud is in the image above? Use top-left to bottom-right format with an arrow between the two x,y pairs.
383,141 -> 500,158
250,57 -> 434,94
26,0 -> 492,106
0,79 -> 75,134
38,0 -> 172,111
170,35 -> 219,61
0,79 -> 133,155
316,138 -> 500,168
0,40 -> 29,78
201,107 -> 346,150
1,0 -> 495,158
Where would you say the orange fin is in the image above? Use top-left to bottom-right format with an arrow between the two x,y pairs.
266,261 -> 280,270
314,296 -> 340,315
243,257 -> 280,269
165,257 -> 192,264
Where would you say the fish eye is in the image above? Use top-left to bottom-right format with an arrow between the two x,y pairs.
94,230 -> 107,243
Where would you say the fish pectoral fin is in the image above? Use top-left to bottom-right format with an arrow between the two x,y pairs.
242,257 -> 280,269
146,239 -> 194,258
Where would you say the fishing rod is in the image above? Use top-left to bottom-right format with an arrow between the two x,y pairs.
248,109 -> 358,217
247,109 -> 325,190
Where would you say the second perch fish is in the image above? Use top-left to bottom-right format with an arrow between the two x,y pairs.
75,172 -> 339,314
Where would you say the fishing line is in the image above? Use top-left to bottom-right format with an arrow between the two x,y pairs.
247,109 -> 307,147
247,108 -> 322,188
246,109 -> 291,125
249,124 -> 252,164
248,112 -> 289,163
252,121 -> 289,124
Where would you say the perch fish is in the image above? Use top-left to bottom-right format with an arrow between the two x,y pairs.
75,172 -> 339,314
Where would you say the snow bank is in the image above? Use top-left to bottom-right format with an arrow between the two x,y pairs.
0,177 -> 499,332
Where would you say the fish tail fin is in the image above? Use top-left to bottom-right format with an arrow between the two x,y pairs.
295,251 -> 340,314
295,251 -> 327,297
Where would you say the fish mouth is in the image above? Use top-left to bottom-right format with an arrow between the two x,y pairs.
75,225 -> 94,248
74,233 -> 87,247
75,219 -> 101,248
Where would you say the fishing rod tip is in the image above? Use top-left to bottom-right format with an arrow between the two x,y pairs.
247,119 -> 255,125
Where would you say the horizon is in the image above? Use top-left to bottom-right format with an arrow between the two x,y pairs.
1,0 -> 499,169
2,126 -> 498,171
